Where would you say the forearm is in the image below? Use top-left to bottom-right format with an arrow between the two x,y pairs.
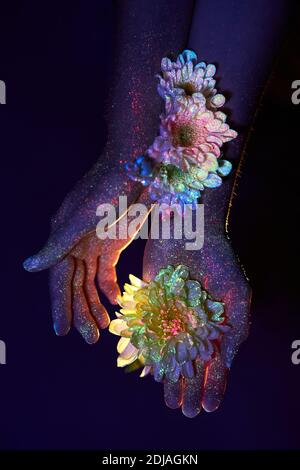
188,0 -> 292,226
52,1 -> 194,228
105,0 -> 194,164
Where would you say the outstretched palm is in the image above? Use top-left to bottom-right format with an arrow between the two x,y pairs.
143,228 -> 251,416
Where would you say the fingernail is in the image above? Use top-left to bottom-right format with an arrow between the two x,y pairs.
202,398 -> 221,413
182,406 -> 201,418
54,322 -> 70,336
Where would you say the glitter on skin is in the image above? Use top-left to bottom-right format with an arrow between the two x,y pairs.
23,2 -> 195,342
143,226 -> 252,417
22,0 -> 252,417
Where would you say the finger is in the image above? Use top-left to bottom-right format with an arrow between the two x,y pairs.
72,258 -> 99,344
84,257 -> 110,330
182,360 -> 206,418
49,256 -> 74,336
97,241 -> 123,304
97,260 -> 121,305
23,222 -> 93,273
97,188 -> 152,303
202,353 -> 228,412
23,174 -> 147,273
164,378 -> 183,409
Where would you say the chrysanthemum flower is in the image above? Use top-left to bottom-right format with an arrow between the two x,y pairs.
147,100 -> 237,171
157,49 -> 226,111
125,155 -> 232,215
125,49 -> 236,213
147,159 -> 232,211
109,265 -> 230,383
148,164 -> 201,211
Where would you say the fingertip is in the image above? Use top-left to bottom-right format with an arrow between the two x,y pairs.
53,321 -> 71,337
75,323 -> 100,344
84,328 -> 100,344
23,253 -> 53,272
74,315 -> 100,344
23,256 -> 40,272
182,406 -> 201,418
202,397 -> 222,413
165,402 -> 181,410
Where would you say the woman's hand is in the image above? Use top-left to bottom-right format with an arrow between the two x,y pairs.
48,231 -> 140,344
143,226 -> 251,416
23,156 -> 146,343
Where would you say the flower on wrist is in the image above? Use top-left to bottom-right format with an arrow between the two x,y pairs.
147,99 -> 236,171
125,49 -> 237,210
157,49 -> 226,111
148,158 -> 231,211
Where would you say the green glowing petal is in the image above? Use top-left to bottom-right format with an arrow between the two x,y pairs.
113,265 -> 230,380
206,299 -> 224,321
203,173 -> 222,188
186,280 -> 202,306
217,159 -> 232,176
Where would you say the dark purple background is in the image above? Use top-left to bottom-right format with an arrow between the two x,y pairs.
0,0 -> 299,450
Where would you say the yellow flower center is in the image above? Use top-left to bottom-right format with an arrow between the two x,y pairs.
144,304 -> 198,341
177,82 -> 196,96
172,123 -> 197,147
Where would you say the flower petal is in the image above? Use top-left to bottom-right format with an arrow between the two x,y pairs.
109,319 -> 128,336
140,365 -> 152,378
211,93 -> 225,107
176,342 -> 189,364
182,361 -> 195,378
203,173 -> 222,188
117,350 -> 138,367
217,160 -> 232,176
129,274 -> 147,288
201,153 -> 218,172
182,49 -> 197,62
117,337 -> 130,354
205,64 -> 216,78
120,342 -> 139,360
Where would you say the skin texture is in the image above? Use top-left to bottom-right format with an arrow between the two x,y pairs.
140,0 -> 292,415
23,0 -> 292,414
48,188 -> 151,344
24,159 -> 143,343
188,0 -> 292,226
143,226 -> 251,416
23,0 -> 194,342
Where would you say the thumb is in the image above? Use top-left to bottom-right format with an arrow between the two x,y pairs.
23,220 -> 95,272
